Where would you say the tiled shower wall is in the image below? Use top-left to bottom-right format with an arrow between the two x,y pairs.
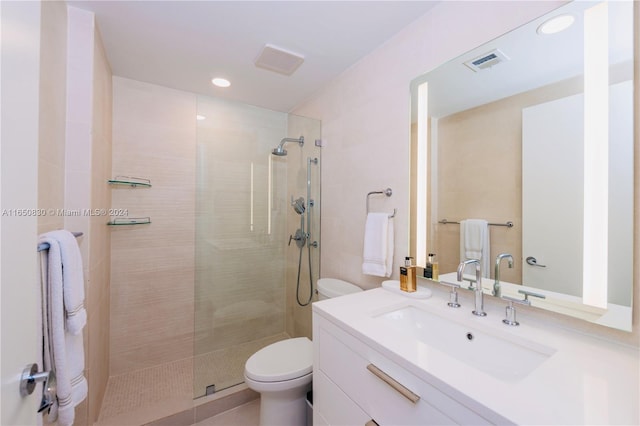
285,116 -> 321,340
37,4 -> 113,424
110,79 -> 321,389
110,77 -> 196,375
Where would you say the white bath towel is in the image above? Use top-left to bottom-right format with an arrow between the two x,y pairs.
39,231 -> 88,426
362,213 -> 394,277
460,219 -> 490,278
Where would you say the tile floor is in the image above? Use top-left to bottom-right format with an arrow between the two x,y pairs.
96,333 -> 287,425
193,399 -> 260,426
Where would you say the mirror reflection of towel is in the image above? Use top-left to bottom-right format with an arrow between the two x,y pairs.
460,219 -> 490,278
362,213 -> 394,277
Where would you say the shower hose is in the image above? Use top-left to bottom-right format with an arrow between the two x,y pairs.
294,210 -> 313,307
295,237 -> 313,307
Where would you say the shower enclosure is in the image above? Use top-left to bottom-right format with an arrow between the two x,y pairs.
193,96 -> 321,398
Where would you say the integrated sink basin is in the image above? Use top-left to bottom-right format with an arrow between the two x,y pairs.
375,306 -> 556,382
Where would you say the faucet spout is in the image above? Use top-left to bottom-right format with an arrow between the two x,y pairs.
493,253 -> 514,298
457,259 -> 486,317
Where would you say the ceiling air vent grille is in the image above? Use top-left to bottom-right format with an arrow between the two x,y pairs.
464,49 -> 510,72
254,44 -> 305,76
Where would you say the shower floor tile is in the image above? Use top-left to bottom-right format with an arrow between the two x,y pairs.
194,332 -> 289,397
96,357 -> 193,425
96,333 -> 289,426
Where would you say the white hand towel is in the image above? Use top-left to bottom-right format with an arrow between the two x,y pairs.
39,231 -> 88,426
362,213 -> 394,277
459,219 -> 490,278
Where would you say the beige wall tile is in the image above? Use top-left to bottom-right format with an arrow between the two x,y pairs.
38,1 -> 67,233
110,78 -> 196,375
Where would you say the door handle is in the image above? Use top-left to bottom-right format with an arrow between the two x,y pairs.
20,363 -> 57,413
526,256 -> 546,267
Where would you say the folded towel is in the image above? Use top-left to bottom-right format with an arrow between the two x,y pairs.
43,230 -> 86,334
460,219 -> 490,278
362,213 -> 394,277
39,231 -> 87,426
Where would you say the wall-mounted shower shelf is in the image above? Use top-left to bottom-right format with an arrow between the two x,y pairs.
108,217 -> 151,226
108,176 -> 152,187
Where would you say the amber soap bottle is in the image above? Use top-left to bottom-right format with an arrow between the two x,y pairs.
400,256 -> 417,292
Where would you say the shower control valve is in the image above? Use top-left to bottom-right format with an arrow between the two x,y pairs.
289,228 -> 306,248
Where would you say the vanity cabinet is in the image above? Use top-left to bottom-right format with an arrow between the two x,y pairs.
313,314 -> 500,426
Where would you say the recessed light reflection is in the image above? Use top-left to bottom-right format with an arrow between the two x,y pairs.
537,14 -> 575,35
211,78 -> 231,88
196,115 -> 206,121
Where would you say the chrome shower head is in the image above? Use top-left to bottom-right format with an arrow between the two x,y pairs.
271,136 -> 304,156
272,145 -> 287,156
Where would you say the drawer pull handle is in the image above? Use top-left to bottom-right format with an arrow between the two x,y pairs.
366,364 -> 420,404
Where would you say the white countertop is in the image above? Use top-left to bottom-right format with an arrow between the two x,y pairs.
313,285 -> 639,425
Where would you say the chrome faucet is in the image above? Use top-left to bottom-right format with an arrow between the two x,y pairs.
457,259 -> 486,317
493,253 -> 514,298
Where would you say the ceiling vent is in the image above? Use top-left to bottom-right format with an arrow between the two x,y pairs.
254,44 -> 305,76
464,49 -> 510,72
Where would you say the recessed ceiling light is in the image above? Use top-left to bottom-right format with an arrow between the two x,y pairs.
196,115 -> 206,121
537,14 -> 575,35
211,78 -> 231,88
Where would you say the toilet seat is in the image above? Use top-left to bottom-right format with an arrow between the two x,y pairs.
244,337 -> 313,382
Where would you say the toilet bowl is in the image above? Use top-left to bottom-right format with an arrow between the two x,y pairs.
244,278 -> 362,425
244,337 -> 313,426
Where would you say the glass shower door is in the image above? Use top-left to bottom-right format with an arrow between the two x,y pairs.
194,96 -> 289,398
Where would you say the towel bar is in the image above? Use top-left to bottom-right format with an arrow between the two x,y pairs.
37,232 -> 83,252
439,219 -> 513,228
366,188 -> 396,218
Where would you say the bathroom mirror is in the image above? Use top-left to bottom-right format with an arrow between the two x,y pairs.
410,1 -> 635,331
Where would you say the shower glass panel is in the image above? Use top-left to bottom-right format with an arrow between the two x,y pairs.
194,96 -> 321,398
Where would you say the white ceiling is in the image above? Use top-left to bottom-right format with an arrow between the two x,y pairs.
70,1 -> 439,112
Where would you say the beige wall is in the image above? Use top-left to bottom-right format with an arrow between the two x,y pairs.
110,77 -> 196,375
86,19 -> 113,425
37,4 -> 113,425
64,6 -> 113,425
293,1 -> 640,347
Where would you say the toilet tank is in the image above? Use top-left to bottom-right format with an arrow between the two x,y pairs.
317,278 -> 363,300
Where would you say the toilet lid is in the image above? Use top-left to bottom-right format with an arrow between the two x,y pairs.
317,278 -> 363,298
245,337 -> 313,382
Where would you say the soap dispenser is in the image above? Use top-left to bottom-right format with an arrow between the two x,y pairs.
431,253 -> 439,281
400,256 -> 417,292
424,254 -> 432,279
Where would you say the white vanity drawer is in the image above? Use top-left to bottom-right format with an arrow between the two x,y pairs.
317,318 -> 492,425
314,370 -> 371,426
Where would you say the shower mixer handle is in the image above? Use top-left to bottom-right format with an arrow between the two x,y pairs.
289,229 -> 306,248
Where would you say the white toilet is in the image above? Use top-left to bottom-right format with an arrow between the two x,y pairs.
317,277 -> 363,300
244,278 -> 363,426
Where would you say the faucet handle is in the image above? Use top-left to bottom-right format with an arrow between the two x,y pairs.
518,289 -> 546,302
440,281 -> 461,308
501,291 -> 545,326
